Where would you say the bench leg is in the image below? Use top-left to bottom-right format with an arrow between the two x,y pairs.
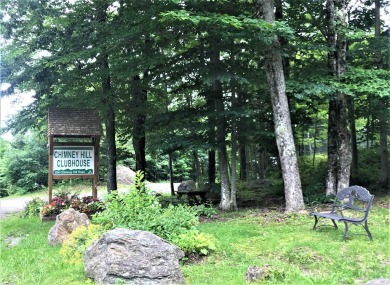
312,216 -> 338,230
312,216 -> 319,230
364,220 -> 373,241
342,222 -> 349,241
331,219 -> 338,229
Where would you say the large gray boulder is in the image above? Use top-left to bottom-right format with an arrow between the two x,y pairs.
48,208 -> 90,246
84,228 -> 185,285
177,180 -> 196,192
116,165 -> 136,185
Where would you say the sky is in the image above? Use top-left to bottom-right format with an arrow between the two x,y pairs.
0,90 -> 35,140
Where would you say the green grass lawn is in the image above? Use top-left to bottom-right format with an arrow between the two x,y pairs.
1,197 -> 389,285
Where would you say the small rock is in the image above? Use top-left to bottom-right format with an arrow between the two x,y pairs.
48,208 -> 90,246
245,265 -> 271,282
117,165 -> 136,186
4,236 -> 25,248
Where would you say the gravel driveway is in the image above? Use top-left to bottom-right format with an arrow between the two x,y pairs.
0,182 -> 179,219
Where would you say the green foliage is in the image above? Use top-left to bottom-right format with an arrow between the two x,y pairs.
4,134 -> 47,195
192,203 -> 217,218
351,148 -> 385,191
298,155 -> 329,204
94,171 -> 216,255
22,197 -> 46,218
59,224 -> 104,265
173,230 -> 217,256
0,139 -> 9,197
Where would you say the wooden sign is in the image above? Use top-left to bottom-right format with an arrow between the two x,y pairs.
47,108 -> 102,202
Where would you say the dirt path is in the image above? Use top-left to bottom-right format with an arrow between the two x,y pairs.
0,182 -> 179,219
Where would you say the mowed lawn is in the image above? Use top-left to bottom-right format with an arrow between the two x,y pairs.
0,197 -> 389,285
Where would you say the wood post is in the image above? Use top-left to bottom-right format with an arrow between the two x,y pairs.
48,136 -> 54,203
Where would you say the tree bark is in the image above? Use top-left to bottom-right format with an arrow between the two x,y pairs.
255,0 -> 304,212
375,0 -> 389,187
238,91 -> 247,181
347,97 -> 358,176
325,0 -> 352,195
230,82 -> 238,209
258,148 -> 266,180
239,146 -> 247,180
98,3 -> 117,193
207,95 -> 216,184
168,151 -> 175,195
132,75 -> 147,175
211,46 -> 235,211
193,150 -> 201,184
215,80 -> 233,211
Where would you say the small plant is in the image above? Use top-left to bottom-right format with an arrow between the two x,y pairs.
60,224 -> 104,265
173,230 -> 217,256
192,203 -> 217,218
22,197 -> 47,218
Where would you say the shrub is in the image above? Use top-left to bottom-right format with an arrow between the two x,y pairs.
5,134 -> 48,194
172,230 -> 217,256
22,197 -> 47,218
59,224 -> 104,265
192,203 -> 217,218
94,171 -> 216,256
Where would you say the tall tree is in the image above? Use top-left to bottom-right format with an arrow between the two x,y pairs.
325,0 -> 352,195
97,1 -> 117,192
375,0 -> 389,188
255,0 -> 305,212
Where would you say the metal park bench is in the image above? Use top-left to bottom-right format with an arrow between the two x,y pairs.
310,185 -> 374,241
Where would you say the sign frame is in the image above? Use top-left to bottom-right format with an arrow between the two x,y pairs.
52,145 -> 95,175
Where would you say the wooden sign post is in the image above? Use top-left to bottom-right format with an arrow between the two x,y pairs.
47,108 -> 102,202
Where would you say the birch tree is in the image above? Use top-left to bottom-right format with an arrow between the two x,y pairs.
255,0 -> 305,212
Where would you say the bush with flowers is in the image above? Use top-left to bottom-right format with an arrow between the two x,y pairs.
40,193 -> 104,218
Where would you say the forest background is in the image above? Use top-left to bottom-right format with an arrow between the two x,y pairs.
0,0 -> 389,212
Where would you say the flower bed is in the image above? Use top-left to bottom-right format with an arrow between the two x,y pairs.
40,194 -> 104,221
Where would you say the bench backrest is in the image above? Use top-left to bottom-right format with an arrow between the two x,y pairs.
334,185 -> 374,215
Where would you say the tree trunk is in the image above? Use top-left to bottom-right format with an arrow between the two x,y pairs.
237,91 -> 247,181
132,75 -> 147,175
168,152 -> 175,195
193,150 -> 201,184
239,146 -> 247,180
208,149 -> 216,184
207,94 -> 216,185
347,97 -> 358,176
258,148 -> 266,180
230,83 -> 238,209
255,0 -> 304,212
212,47 -> 235,211
98,4 -> 117,193
325,0 -> 352,195
215,80 -> 232,210
312,113 -> 319,167
375,0 -> 389,187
